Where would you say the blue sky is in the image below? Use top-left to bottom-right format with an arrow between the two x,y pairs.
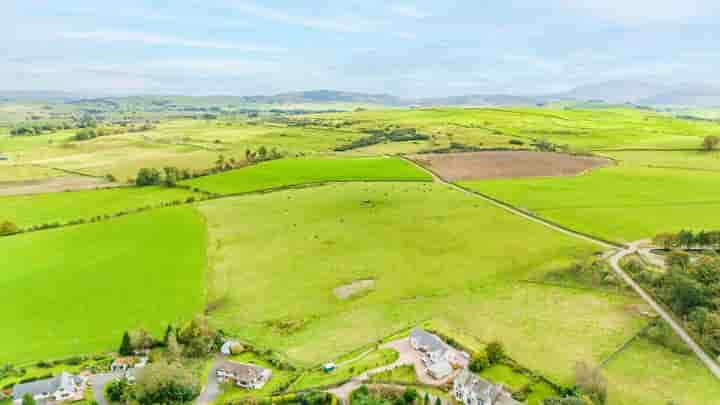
3,0 -> 720,96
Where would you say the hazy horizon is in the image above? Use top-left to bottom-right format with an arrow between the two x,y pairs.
4,1 -> 720,97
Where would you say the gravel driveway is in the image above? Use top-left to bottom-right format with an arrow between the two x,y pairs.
88,372 -> 124,405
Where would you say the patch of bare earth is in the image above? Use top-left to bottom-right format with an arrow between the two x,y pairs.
334,279 -> 375,299
411,151 -> 611,181
0,176 -> 117,196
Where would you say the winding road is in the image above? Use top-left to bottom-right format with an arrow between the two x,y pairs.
402,157 -> 720,380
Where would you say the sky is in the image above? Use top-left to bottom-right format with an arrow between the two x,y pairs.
2,0 -> 720,97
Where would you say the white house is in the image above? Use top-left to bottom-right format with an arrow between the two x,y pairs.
12,373 -> 86,404
110,356 -> 148,372
216,360 -> 272,390
410,329 -> 454,380
453,369 -> 521,405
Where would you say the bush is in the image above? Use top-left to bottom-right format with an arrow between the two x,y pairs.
0,220 -> 18,235
469,352 -> 490,372
134,362 -> 200,405
485,341 -> 505,365
509,139 -> 525,145
135,168 -> 162,186
105,378 -> 130,402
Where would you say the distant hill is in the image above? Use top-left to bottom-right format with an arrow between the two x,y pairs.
0,91 -> 89,103
415,94 -> 556,106
638,84 -> 720,107
560,81 -> 720,106
561,81 -> 670,104
6,84 -> 720,108
239,90 -> 403,105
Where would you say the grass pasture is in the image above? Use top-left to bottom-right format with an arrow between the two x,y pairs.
0,186 -> 201,228
197,182 -> 646,385
465,166 -> 720,243
0,206 -> 206,364
603,338 -> 720,405
603,150 -> 720,171
183,157 -> 431,195
307,107 -> 718,152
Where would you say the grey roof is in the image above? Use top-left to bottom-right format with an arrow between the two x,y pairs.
217,360 -> 269,381
410,329 -> 448,353
428,360 -> 453,377
12,373 -> 82,399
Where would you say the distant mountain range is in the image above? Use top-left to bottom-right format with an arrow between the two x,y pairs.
228,82 -> 720,107
3,81 -> 720,107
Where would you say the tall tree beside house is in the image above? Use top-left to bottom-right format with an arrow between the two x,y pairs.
485,341 -> 505,365
119,331 -> 133,356
167,333 -> 181,359
163,325 -> 173,346
133,329 -> 154,351
21,393 -> 36,405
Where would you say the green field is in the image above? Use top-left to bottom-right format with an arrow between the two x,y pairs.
3,105 -> 719,403
0,186 -> 201,228
0,206 -> 206,364
0,164 -> 64,182
603,338 -> 720,405
603,150 -> 720,171
464,166 -> 720,243
307,107 -> 718,152
197,182 -> 645,384
183,157 -> 431,194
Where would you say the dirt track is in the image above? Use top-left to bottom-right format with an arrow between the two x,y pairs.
411,151 -> 610,181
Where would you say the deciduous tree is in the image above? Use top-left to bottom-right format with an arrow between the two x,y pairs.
702,135 -> 720,151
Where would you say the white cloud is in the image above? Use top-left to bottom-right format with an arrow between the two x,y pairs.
557,0 -> 720,24
59,31 -> 282,52
224,1 -> 382,33
389,4 -> 430,19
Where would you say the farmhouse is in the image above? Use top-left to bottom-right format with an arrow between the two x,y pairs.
110,356 -> 147,372
12,373 -> 85,404
453,369 -> 520,405
409,328 -> 457,379
216,360 -> 272,389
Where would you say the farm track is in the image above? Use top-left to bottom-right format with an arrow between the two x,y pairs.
402,156 -> 720,380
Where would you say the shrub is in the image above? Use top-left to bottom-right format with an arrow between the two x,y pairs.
469,352 -> 490,372
134,362 -> 200,405
0,220 -> 18,235
485,341 -> 505,365
105,378 -> 130,402
509,139 -> 525,145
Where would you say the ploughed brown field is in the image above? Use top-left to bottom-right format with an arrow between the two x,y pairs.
0,176 -> 117,196
411,151 -> 611,181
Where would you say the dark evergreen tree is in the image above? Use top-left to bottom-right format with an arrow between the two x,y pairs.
119,331 -> 133,356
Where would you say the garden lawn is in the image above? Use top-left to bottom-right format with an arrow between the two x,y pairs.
0,186 -> 201,228
0,206 -> 206,364
182,157 -> 431,195
197,182 -> 645,384
603,337 -> 720,405
464,166 -> 720,243
290,348 -> 399,390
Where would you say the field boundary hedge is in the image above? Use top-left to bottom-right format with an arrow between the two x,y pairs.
597,323 -> 653,369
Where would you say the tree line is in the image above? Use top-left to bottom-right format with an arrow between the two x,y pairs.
625,236 -> 720,356
653,229 -> 720,250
